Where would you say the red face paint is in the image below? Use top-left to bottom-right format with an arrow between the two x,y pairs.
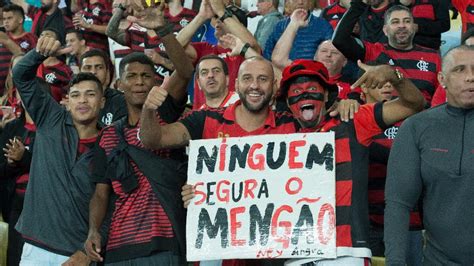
287,81 -> 325,126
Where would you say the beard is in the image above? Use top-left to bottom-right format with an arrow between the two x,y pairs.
40,3 -> 54,12
238,90 -> 273,113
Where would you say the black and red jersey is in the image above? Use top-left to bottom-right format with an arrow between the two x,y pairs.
364,42 -> 441,104
92,96 -> 185,262
367,121 -> 422,230
317,102 -> 385,257
96,125 -> 175,262
79,1 -> 112,51
321,2 -> 347,30
37,61 -> 73,102
164,7 -> 197,33
0,32 -> 37,94
452,0 -> 474,33
124,28 -> 172,81
179,100 -> 300,139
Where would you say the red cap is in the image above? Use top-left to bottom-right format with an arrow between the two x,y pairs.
279,59 -> 337,98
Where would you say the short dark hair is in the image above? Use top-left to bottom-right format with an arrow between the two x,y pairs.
196,55 -> 229,77
384,5 -> 413,25
3,4 -> 25,20
80,49 -> 111,70
119,52 -> 155,77
66,29 -> 85,41
461,28 -> 474,45
68,72 -> 103,95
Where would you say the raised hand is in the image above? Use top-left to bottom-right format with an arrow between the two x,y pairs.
143,78 -> 169,110
290,9 -> 309,28
219,33 -> 244,56
198,0 -> 215,20
351,60 -> 401,90
73,12 -> 90,29
128,0 -> 166,30
209,0 -> 226,17
36,34 -> 73,57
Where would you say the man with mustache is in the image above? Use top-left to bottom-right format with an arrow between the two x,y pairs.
333,4 -> 441,106
196,55 -> 239,109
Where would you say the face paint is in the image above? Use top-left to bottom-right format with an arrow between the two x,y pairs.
287,81 -> 326,127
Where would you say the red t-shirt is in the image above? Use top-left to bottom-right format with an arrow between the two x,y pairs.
191,42 -> 245,110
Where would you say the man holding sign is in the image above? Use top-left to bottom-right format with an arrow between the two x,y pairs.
141,57 -> 424,264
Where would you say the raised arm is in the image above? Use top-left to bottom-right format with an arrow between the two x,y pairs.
352,61 -> 425,126
105,6 -> 128,45
12,36 -> 71,127
332,0 -> 366,62
140,86 -> 192,150
176,0 -> 214,47
127,0 -> 194,103
271,9 -> 307,70
210,0 -> 261,53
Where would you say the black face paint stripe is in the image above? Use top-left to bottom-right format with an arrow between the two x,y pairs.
288,92 -> 324,106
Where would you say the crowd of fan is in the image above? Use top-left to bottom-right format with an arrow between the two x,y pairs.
0,0 -> 473,265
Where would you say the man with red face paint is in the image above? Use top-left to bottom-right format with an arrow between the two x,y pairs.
279,59 -> 425,265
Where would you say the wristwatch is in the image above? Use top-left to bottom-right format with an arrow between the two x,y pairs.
218,9 -> 233,23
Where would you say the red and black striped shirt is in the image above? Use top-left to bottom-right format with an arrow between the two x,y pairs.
318,102 -> 385,258
164,7 -> 197,33
367,122 -> 422,230
96,125 -> 175,262
79,1 -> 112,51
364,42 -> 441,104
0,32 -> 37,94
321,2 -> 347,30
179,100 -> 300,139
124,27 -> 172,81
37,61 -> 73,102
92,96 -> 185,262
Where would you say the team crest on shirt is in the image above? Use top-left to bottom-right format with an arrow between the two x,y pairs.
45,73 -> 57,83
102,113 -> 113,125
158,43 -> 166,51
92,6 -> 101,16
180,18 -> 190,27
20,41 -> 30,49
416,59 -> 429,72
384,126 -> 399,139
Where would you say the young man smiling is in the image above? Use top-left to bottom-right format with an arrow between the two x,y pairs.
12,34 -> 105,265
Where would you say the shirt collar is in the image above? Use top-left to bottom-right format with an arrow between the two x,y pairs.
223,100 -> 276,128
